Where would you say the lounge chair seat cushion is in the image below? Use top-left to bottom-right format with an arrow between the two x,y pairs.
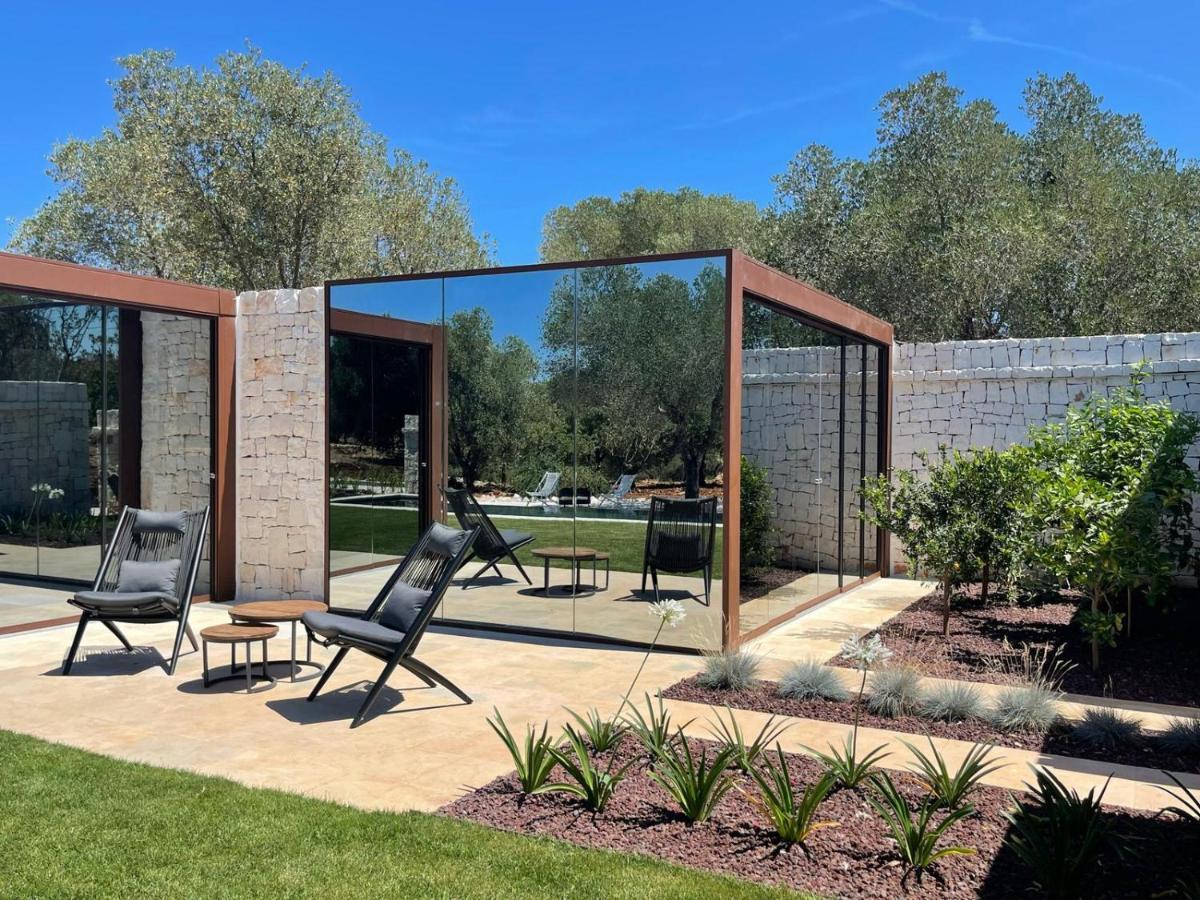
499,528 -> 534,549
72,590 -> 179,612
303,610 -> 405,650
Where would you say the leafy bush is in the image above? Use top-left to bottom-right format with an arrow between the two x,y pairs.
812,737 -> 890,789
1003,768 -> 1117,899
904,740 -> 1002,810
1160,718 -> 1200,757
867,772 -> 975,881
1071,708 -> 1143,752
749,749 -> 838,847
991,684 -> 1061,733
537,725 -> 636,812
623,694 -> 689,760
919,682 -> 986,722
740,455 -> 776,572
487,709 -> 558,793
647,733 -> 737,824
867,667 -> 924,718
697,649 -> 760,691
566,708 -> 628,753
778,660 -> 848,702
704,707 -> 790,772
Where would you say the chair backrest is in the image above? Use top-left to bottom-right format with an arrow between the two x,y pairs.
610,473 -> 636,498
644,496 -> 717,571
365,521 -> 478,654
443,487 -> 505,558
534,472 -> 561,496
94,506 -> 211,608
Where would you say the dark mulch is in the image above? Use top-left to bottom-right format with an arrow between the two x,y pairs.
825,584 -> 1200,708
662,676 -> 1200,774
442,736 -> 1195,899
741,566 -> 811,602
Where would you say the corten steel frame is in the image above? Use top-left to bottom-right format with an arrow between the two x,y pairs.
323,308 -> 446,603
325,249 -> 893,652
0,252 -> 238,634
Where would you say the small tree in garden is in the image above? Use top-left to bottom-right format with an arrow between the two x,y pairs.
740,455 -> 777,575
1021,368 -> 1200,670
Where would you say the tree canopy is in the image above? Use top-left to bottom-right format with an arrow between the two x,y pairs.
9,46 -> 492,290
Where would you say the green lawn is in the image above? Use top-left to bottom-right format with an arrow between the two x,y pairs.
330,504 -> 723,574
0,730 -> 800,899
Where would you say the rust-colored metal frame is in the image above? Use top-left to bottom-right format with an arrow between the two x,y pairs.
325,249 -> 893,651
0,252 -> 238,633
323,306 -> 446,602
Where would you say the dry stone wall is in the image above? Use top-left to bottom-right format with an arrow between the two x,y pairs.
236,287 -> 325,600
0,381 -> 90,515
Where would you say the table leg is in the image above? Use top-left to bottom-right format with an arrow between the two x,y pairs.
290,620 -> 298,682
543,558 -> 550,594
244,643 -> 252,693
202,640 -> 210,688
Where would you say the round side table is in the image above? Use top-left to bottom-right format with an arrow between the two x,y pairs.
200,623 -> 278,693
228,600 -> 328,683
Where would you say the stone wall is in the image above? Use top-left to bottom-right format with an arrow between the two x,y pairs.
235,288 -> 325,600
0,381 -> 90,515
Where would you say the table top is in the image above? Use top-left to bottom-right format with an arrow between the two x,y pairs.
531,546 -> 606,561
201,623 -> 279,643
228,600 -> 328,623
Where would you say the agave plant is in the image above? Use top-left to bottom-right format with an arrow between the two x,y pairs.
536,724 -> 637,812
867,772 -> 975,882
1160,770 -> 1200,823
566,707 -> 628,753
749,746 -> 838,848
904,739 -> 1004,810
811,737 -> 891,789
704,707 -> 791,772
623,693 -> 690,760
487,709 -> 558,793
647,731 -> 738,824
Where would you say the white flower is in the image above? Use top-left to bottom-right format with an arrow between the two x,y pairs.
839,634 -> 892,671
31,483 -> 64,500
649,599 -> 687,628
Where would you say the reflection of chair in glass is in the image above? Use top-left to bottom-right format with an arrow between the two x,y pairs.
599,473 -> 637,507
443,487 -> 534,588
522,471 -> 560,504
641,497 -> 717,606
63,506 -> 211,676
303,522 -> 479,727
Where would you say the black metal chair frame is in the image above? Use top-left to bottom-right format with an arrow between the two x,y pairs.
63,505 -> 211,676
641,496 -> 718,606
443,487 -> 533,588
304,523 -> 480,728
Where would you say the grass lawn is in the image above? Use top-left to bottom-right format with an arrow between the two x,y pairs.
0,730 -> 801,899
330,504 -> 723,574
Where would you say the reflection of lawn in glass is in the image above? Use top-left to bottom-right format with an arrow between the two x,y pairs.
328,505 -> 722,574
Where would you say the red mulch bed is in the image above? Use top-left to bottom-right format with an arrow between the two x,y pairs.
661,676 -> 1200,774
441,735 -> 1193,898
826,584 -> 1200,708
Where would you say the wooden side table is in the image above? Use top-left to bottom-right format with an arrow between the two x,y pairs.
200,623 -> 278,694
228,599 -> 328,683
531,546 -> 610,596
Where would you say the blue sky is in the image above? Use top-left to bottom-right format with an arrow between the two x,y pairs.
3,0 -> 1198,266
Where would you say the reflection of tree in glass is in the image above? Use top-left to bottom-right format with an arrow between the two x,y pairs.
543,263 -> 725,498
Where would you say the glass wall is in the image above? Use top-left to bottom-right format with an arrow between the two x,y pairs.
328,255 -> 728,650
738,296 -> 886,639
0,291 -> 213,624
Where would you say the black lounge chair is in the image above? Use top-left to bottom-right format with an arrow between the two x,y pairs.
641,496 -> 718,606
443,487 -> 534,588
63,505 -> 211,676
303,521 -> 479,727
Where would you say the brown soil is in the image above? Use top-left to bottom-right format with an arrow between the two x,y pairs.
740,566 -> 810,602
662,676 -> 1200,774
827,584 -> 1200,708
442,735 -> 1193,898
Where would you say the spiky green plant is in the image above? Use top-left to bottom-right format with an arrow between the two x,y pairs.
867,772 -> 975,881
697,649 -> 760,691
919,682 -> 986,723
623,694 -> 690,760
904,739 -> 1004,810
1071,708 -> 1143,752
704,707 -> 791,772
991,684 -> 1061,733
778,660 -> 848,701
749,746 -> 839,847
1160,770 -> 1200,823
487,709 -> 558,793
647,732 -> 737,824
566,707 -> 628,752
811,737 -> 890,789
1159,718 -> 1200,757
536,725 -> 636,812
867,666 -> 924,718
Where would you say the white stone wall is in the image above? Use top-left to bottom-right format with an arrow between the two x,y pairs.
0,381 -> 91,514
235,288 -> 325,600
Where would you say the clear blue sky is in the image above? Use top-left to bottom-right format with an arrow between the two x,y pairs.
3,0 -> 1198,266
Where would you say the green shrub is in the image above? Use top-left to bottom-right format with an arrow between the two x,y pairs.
867,772 -> 975,881
566,708 -> 628,752
867,667 -> 924,718
779,660 -> 849,702
647,733 -> 738,824
1071,708 -> 1143,751
1003,768 -> 1117,899
537,725 -> 636,812
919,682 -> 986,722
704,707 -> 790,772
1160,718 -> 1200,757
487,709 -> 559,793
904,740 -> 1003,810
740,455 -> 776,572
991,684 -> 1061,733
697,649 -> 760,691
811,737 -> 890,789
749,749 -> 838,847
623,694 -> 689,760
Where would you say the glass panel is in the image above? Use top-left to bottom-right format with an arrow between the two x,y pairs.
571,257 -> 726,651
842,341 -> 863,581
862,344 -> 881,574
327,278 -> 443,324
